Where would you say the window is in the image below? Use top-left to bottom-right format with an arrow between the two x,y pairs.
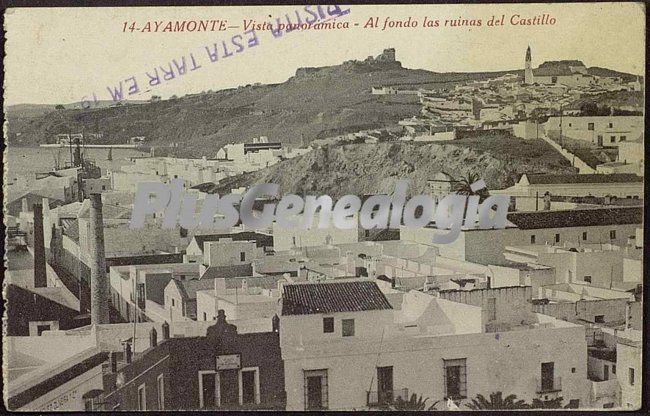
530,235 -> 536,244
610,136 -> 616,143
612,365 -> 616,374
610,230 -> 616,240
157,375 -> 165,410
172,298 -> 175,307
584,276 -> 592,283
36,324 -> 51,336
203,312 -> 207,321
582,232 -> 587,241
620,136 -> 626,142
568,123 -> 572,127
628,368 -> 635,386
571,367 -> 576,373
138,384 -> 147,410
608,122 -> 613,128
342,319 -> 355,337
541,362 -> 555,392
304,369 -> 328,410
555,233 -> 560,243
292,236 -> 297,246
594,315 -> 604,323
323,317 -> 334,333
240,252 -> 246,262
444,358 -> 467,399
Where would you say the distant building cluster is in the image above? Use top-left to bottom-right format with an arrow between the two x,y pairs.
4,46 -> 644,412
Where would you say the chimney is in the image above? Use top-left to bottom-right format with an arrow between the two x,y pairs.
162,321 -> 170,340
89,193 -> 110,324
149,327 -> 158,348
33,204 -> 47,288
21,198 -> 29,213
109,351 -> 119,373
272,314 -> 280,332
124,342 -> 133,364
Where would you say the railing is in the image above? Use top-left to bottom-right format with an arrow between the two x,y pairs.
536,377 -> 562,393
367,388 -> 409,406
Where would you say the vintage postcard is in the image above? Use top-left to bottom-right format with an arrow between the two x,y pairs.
2,2 -> 645,412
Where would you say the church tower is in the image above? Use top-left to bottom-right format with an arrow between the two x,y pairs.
524,46 -> 534,85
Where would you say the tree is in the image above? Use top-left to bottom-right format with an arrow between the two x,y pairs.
55,104 -> 65,110
451,171 -> 490,203
529,397 -> 575,409
466,392 -> 528,410
390,394 -> 439,411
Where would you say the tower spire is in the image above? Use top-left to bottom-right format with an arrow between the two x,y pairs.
524,45 -> 534,85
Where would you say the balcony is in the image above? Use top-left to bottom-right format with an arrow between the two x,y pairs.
536,377 -> 562,393
367,388 -> 409,407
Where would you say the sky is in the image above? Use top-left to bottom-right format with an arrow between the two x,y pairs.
4,2 -> 646,105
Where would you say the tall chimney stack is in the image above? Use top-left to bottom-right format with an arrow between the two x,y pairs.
89,193 -> 110,324
33,204 -> 47,288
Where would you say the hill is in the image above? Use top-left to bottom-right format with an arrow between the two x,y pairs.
6,53 -> 521,156
6,51 -> 639,158
213,132 -> 576,198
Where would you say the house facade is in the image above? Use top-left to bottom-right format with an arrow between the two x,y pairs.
279,281 -> 590,410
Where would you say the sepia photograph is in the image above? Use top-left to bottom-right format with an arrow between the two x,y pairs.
2,2 -> 646,412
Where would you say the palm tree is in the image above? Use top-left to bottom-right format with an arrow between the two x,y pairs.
451,171 -> 490,203
391,394 -> 440,411
529,397 -> 575,409
466,392 -> 528,410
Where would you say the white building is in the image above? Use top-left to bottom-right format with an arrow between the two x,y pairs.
492,174 -> 643,211
616,330 -> 642,409
544,115 -> 643,147
273,214 -> 359,252
279,280 -> 590,410
401,207 -> 643,266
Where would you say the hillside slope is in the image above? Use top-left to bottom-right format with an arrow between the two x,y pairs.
6,59 -> 521,157
214,133 -> 576,198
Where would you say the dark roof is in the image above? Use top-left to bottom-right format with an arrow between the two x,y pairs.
200,263 -> 254,280
244,142 -> 281,149
506,207 -> 642,230
281,281 -> 392,315
193,232 -> 273,252
525,173 -> 643,184
62,219 -> 79,242
173,278 -> 216,300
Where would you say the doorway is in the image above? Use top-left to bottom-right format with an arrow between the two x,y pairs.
377,366 -> 394,404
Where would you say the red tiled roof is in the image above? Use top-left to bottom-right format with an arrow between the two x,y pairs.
281,281 -> 392,315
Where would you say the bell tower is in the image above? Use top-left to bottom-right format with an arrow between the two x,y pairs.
524,46 -> 534,85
